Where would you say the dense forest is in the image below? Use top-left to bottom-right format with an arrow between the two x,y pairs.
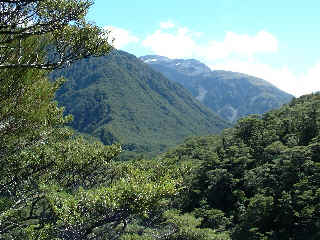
160,93 -> 320,239
1,0 -> 319,239
51,51 -> 229,159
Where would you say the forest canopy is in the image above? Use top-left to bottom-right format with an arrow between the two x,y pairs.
161,93 -> 320,239
1,0 -> 319,239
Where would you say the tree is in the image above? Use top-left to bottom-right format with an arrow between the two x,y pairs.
0,1 -> 182,239
0,0 -> 113,70
0,64 -> 181,239
0,67 -> 70,162
161,94 -> 320,239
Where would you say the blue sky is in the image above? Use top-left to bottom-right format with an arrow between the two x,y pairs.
87,0 -> 320,96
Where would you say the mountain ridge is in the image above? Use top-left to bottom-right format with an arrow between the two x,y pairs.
140,55 -> 293,122
52,50 -> 230,158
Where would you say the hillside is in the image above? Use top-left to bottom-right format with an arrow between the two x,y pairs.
141,55 -> 293,122
52,51 -> 229,157
159,93 -> 320,239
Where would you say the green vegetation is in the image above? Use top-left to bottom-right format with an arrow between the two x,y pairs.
0,0 -> 112,70
159,93 -> 320,239
0,1 -> 182,239
52,51 -> 229,158
1,1 -> 319,239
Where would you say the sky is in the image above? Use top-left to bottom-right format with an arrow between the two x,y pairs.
87,0 -> 320,96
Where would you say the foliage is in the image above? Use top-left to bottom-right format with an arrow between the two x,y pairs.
2,2 -> 319,240
0,1 -> 182,239
0,0 -> 112,70
0,67 -> 183,239
0,66 -> 71,164
52,51 -> 230,158
163,93 -> 320,239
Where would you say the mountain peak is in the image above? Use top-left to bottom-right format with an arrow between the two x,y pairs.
53,51 -> 229,158
140,55 -> 171,63
140,55 -> 212,76
142,55 -> 293,122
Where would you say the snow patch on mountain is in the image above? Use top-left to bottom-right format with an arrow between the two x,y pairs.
144,58 -> 158,63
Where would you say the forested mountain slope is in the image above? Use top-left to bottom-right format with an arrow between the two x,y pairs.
3,0 -> 318,238
158,93 -> 320,239
141,55 -> 293,122
52,51 -> 229,157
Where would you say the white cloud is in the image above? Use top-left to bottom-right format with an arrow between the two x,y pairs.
141,22 -> 318,96
141,23 -> 320,96
104,26 -> 139,49
301,62 -> 320,95
203,31 -> 278,60
160,20 -> 175,29
211,60 -> 320,97
142,27 -> 198,59
142,24 -> 278,61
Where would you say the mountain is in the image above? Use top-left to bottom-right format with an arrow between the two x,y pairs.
140,55 -> 293,122
51,51 -> 230,158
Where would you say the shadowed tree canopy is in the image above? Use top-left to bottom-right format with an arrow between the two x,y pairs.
0,0 -> 113,70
